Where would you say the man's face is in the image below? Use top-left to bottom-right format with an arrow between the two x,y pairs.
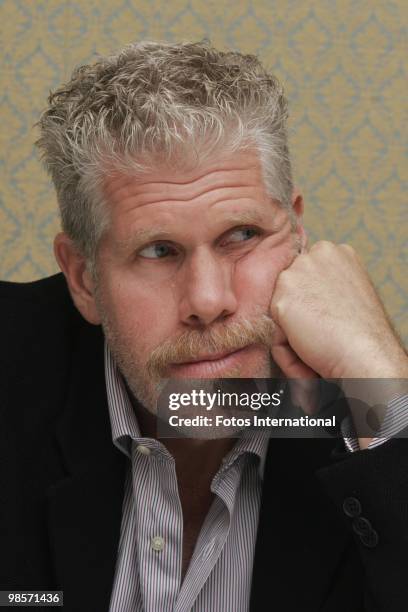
93,149 -> 303,412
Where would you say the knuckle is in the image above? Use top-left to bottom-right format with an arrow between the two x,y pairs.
277,268 -> 292,286
311,240 -> 333,252
339,243 -> 355,255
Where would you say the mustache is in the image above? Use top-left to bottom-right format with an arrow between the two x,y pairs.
146,313 -> 275,377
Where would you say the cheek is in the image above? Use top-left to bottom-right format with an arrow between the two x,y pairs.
102,277 -> 178,350
234,237 -> 295,309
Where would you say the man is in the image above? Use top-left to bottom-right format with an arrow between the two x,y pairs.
1,40 -> 407,611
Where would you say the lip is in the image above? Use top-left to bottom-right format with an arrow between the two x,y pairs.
167,345 -> 251,378
176,349 -> 242,364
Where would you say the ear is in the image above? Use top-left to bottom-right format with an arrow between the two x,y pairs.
291,188 -> 308,252
54,232 -> 102,325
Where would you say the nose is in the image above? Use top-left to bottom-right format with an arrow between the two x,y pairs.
178,247 -> 237,327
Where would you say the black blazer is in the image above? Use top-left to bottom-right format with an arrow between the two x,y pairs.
1,273 -> 407,611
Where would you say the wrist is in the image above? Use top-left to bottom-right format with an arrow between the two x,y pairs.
336,340 -> 408,379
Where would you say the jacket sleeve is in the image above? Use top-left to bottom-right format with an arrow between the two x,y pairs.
316,433 -> 408,612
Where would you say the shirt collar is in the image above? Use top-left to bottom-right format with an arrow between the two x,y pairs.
104,340 -> 141,458
104,340 -> 269,479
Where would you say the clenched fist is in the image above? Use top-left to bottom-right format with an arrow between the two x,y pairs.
270,241 -> 408,380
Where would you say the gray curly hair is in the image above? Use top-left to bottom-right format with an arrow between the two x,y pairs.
36,40 -> 293,269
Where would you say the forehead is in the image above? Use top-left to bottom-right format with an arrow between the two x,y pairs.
102,148 -> 268,213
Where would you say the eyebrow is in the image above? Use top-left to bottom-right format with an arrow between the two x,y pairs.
217,208 -> 266,226
115,227 -> 172,255
115,209 -> 270,255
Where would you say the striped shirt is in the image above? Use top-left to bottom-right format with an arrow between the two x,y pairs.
105,343 -> 270,612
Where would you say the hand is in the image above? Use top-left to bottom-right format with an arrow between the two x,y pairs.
270,241 -> 408,380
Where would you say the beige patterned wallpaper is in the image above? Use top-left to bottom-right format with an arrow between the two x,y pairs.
1,1 -> 406,343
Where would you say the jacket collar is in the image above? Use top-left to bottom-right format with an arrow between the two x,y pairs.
47,321 -> 127,611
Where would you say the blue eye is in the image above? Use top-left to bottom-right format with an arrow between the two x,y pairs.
227,227 -> 259,243
139,243 -> 175,259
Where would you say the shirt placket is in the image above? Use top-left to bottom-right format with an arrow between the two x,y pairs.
131,440 -> 183,612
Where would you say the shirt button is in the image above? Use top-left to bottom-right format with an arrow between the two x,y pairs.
136,445 -> 151,456
151,536 -> 165,551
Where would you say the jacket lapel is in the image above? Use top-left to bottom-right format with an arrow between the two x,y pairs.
47,322 -> 127,612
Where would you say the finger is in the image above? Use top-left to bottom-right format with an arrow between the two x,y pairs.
287,378 -> 321,416
271,334 -> 320,415
271,341 -> 317,379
